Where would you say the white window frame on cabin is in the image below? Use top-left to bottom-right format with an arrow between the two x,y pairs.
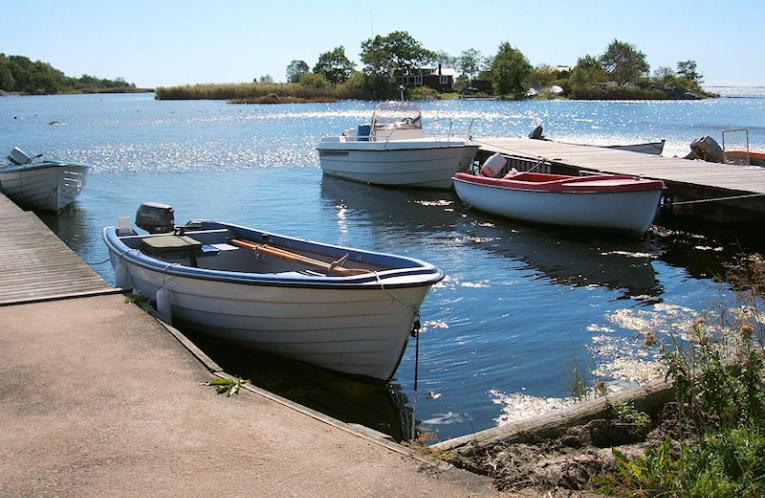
439,75 -> 448,85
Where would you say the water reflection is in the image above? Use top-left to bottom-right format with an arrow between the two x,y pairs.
319,176 -> 660,299
184,331 -> 413,442
36,203 -> 96,254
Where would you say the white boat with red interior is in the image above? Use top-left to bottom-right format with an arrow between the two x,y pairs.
453,154 -> 665,234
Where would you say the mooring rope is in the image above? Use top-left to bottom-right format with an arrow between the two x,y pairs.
84,257 -> 112,265
372,271 -> 419,314
668,192 -> 765,206
372,270 -> 422,440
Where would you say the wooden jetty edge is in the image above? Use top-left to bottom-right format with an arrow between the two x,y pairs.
0,192 -> 495,496
477,137 -> 765,220
0,194 -> 118,305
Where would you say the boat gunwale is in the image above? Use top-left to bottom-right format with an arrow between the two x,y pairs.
316,141 -> 479,153
453,173 -> 665,194
0,161 -> 90,174
102,224 -> 445,290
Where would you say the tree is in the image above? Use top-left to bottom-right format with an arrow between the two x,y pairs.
653,66 -> 676,82
677,60 -> 703,85
527,64 -> 558,89
570,54 -> 608,89
258,74 -> 274,83
0,62 -> 13,91
599,39 -> 649,84
458,49 -> 482,80
360,31 -> 435,78
435,50 -> 457,69
286,60 -> 309,83
360,31 -> 435,99
299,72 -> 329,89
313,46 -> 355,85
490,42 -> 532,96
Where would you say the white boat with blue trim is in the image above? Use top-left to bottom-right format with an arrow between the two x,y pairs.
0,147 -> 88,211
317,102 -> 479,189
103,203 -> 444,382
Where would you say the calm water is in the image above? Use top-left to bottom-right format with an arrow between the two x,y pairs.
2,93 -> 764,441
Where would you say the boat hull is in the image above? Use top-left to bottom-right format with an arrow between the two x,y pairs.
602,140 -> 665,155
318,140 -> 478,189
453,175 -> 663,233
103,223 -> 442,382
0,163 -> 88,211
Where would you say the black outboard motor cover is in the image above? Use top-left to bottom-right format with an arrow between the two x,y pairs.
136,202 -> 175,234
529,125 -> 545,140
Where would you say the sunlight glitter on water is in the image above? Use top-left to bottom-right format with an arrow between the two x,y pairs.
4,93 -> 765,441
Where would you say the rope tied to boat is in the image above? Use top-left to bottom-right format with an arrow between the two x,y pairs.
372,270 -> 423,440
667,192 -> 765,206
372,271 -> 420,315
410,312 -> 421,441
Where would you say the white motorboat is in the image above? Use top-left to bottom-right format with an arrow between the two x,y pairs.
0,147 -> 88,211
317,102 -> 479,189
453,155 -> 665,234
103,203 -> 444,382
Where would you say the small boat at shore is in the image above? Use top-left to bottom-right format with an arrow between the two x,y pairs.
316,102 -> 478,189
103,203 -> 444,382
684,132 -> 765,167
453,155 -> 665,233
0,147 -> 88,211
529,126 -> 666,155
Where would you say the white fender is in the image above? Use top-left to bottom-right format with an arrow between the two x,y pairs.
480,153 -> 507,177
114,260 -> 131,289
155,287 -> 173,325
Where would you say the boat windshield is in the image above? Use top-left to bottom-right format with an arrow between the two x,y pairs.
371,102 -> 422,127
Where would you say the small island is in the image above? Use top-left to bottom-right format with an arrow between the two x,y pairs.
154,33 -> 714,104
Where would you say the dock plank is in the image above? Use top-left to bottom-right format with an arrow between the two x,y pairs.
478,138 -> 765,206
0,193 -> 114,305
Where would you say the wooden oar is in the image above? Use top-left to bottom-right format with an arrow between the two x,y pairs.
229,238 -> 371,276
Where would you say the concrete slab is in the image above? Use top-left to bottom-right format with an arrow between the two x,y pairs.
0,294 -> 497,497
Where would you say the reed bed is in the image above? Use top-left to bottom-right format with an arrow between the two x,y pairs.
155,82 -> 366,102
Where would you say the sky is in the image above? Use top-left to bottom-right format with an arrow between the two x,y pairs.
2,0 -> 763,88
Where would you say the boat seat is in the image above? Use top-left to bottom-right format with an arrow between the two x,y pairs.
142,235 -> 202,267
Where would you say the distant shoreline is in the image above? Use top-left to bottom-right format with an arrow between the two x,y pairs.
0,87 -> 154,97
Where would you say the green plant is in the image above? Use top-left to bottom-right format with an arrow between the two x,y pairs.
600,429 -> 765,497
407,86 -> 440,101
124,293 -> 152,312
202,376 -> 251,397
661,318 -> 765,435
611,402 -> 651,429
299,72 -> 329,89
599,437 -> 684,496
598,257 -> 765,496
568,356 -> 593,401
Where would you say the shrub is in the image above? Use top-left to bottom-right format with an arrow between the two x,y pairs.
407,86 -> 441,101
299,72 -> 329,89
598,258 -> 765,496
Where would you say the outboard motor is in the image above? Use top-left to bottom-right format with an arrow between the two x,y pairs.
480,153 -> 508,177
7,146 -> 33,165
528,125 -> 545,140
135,202 -> 175,234
685,136 -> 724,163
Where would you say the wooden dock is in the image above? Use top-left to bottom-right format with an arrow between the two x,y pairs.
0,193 -> 117,305
477,137 -> 765,219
